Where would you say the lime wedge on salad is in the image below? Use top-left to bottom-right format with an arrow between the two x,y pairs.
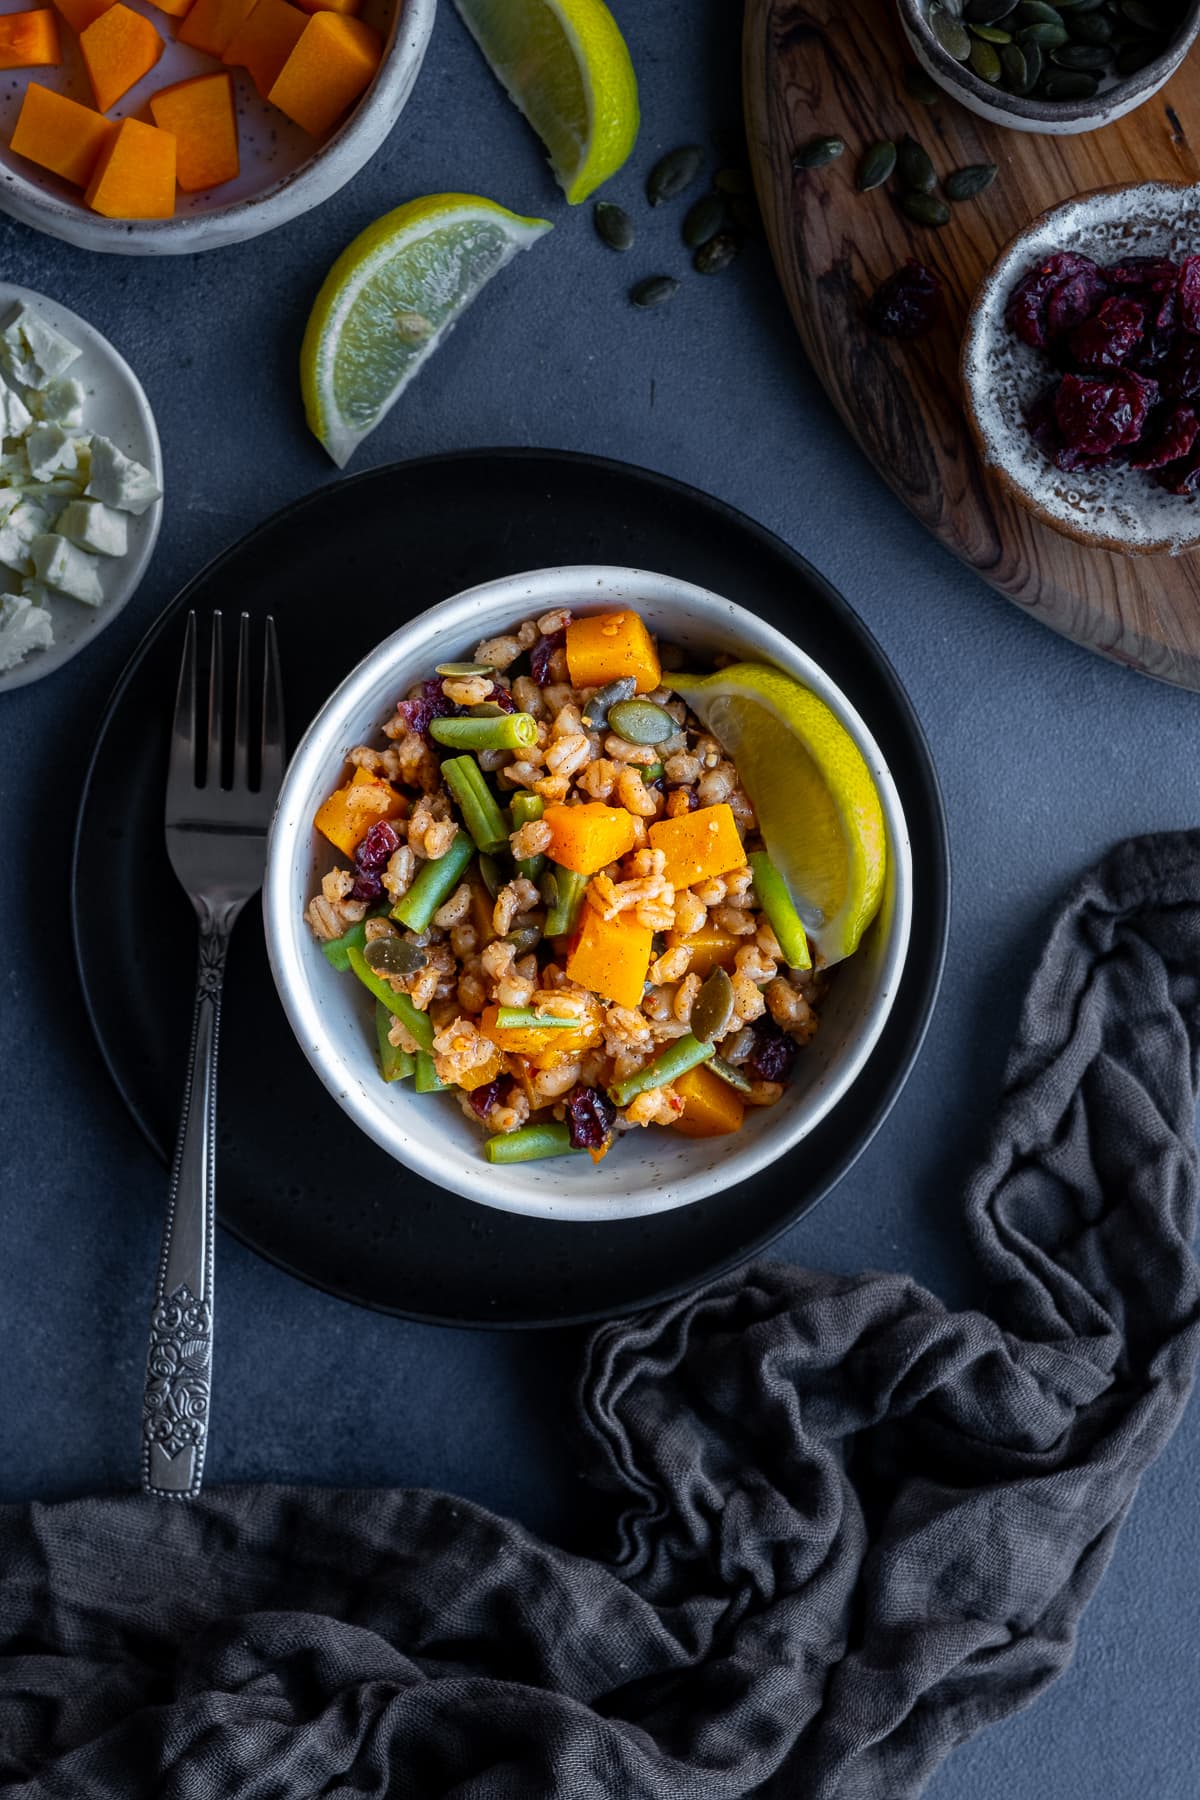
453,0 -> 639,204
301,194 -> 552,468
669,663 -> 887,965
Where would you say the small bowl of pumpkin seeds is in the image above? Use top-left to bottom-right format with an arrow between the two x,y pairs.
896,0 -> 1200,135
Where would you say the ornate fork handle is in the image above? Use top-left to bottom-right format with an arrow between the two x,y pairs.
140,904 -> 234,1498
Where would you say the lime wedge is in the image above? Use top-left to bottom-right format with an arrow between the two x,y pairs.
453,0 -> 639,204
669,663 -> 887,965
300,194 -> 552,467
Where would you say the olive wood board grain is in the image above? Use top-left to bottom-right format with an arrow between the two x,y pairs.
743,0 -> 1200,689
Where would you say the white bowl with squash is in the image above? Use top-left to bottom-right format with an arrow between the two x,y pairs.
262,566 -> 914,1222
0,0 -> 435,252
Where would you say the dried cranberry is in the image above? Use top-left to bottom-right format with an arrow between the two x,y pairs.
1161,337 -> 1200,403
1055,371 -> 1158,455
1054,443 -> 1121,475
566,1085 -> 616,1151
530,629 -> 565,687
468,1079 -> 503,1119
1131,405 -> 1200,470
867,261 -> 942,339
489,683 -> 516,713
1107,256 -> 1178,292
1007,251 -> 1103,349
349,871 -> 384,901
355,819 -> 401,873
1045,266 -> 1109,344
395,676 -> 460,740
1155,446 -> 1200,493
1067,297 -> 1145,371
1178,255 -> 1200,335
745,1020 -> 798,1084
1024,383 -> 1063,455
1130,328 -> 1175,379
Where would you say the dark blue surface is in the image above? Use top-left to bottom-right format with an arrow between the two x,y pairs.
0,1 -> 1197,1793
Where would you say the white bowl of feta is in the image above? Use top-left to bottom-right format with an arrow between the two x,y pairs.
0,285 -> 163,690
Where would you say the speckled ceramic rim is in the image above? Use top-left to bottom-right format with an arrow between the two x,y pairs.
961,180 -> 1200,556
896,0 -> 1200,134
0,0 -> 436,255
263,566 -> 914,1224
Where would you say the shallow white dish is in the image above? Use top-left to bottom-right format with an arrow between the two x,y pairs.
962,183 -> 1200,558
0,283 -> 163,692
0,0 -> 435,254
263,565 -> 914,1223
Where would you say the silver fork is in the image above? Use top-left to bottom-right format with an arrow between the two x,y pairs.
140,610 -> 284,1499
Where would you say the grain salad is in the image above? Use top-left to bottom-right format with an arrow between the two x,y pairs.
305,605 -> 832,1165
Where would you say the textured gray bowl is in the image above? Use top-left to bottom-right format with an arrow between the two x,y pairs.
896,0 -> 1200,135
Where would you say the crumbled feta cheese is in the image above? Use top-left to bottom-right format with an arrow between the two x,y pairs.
0,306 -> 82,388
55,497 -> 127,557
0,500 -> 48,573
28,376 -> 86,429
25,423 -> 80,483
31,533 -> 104,605
0,374 -> 32,440
85,435 -> 160,515
0,592 -> 54,672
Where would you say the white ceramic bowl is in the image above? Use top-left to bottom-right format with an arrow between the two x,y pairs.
0,0 -> 435,254
263,566 -> 913,1223
962,182 -> 1200,556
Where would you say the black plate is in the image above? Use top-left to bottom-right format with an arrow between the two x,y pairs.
72,451 -> 949,1328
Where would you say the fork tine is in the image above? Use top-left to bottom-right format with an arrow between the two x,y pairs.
168,611 -> 200,794
259,615 -> 284,794
206,612 -> 224,791
231,612 -> 252,790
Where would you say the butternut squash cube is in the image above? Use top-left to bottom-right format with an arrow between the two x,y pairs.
664,921 -> 742,978
294,0 -> 360,12
150,72 -> 238,192
672,1064 -> 745,1138
313,765 -> 405,859
565,610 -> 661,694
84,115 -> 175,217
50,0 -> 114,34
10,83 -> 116,186
268,11 -> 381,136
177,0 -> 254,56
80,4 -> 163,111
223,0 -> 306,99
543,801 -> 640,877
0,10 -> 61,70
480,1000 -> 601,1062
145,0 -> 195,16
648,803 -> 746,890
566,906 -> 654,1011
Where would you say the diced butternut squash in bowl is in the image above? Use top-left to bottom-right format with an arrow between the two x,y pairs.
543,801 -> 640,876
314,766 -> 406,858
296,0 -> 360,12
176,0 -> 253,55
672,1064 -> 745,1138
268,11 -> 381,135
84,116 -> 175,217
648,803 -> 746,890
51,0 -> 114,34
80,3 -> 163,110
664,920 -> 742,978
0,10 -> 61,69
566,906 -> 654,1011
222,0 -> 306,99
566,611 -> 661,694
10,82 -> 115,185
144,0 -> 196,17
150,71 -> 238,191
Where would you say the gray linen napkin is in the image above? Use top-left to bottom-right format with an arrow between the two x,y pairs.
2,831 -> 1198,1799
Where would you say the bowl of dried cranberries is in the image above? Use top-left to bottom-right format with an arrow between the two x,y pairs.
961,182 -> 1200,555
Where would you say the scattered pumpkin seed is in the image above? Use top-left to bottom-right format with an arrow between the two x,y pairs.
1019,19 -> 1069,42
930,4 -> 973,56
969,20 -> 1014,39
594,201 -> 635,252
1051,40 -> 1112,64
607,697 -> 677,743
900,191 -> 952,225
944,161 -> 999,198
691,967 -> 735,1043
694,233 -> 741,275
683,192 -> 728,249
714,166 -> 751,194
647,144 -> 705,206
897,133 -> 937,192
631,275 -> 682,309
969,33 -> 1004,75
904,62 -> 943,102
793,135 -> 846,168
857,138 -> 898,190
364,938 -> 427,976
581,677 -> 636,728
964,0 -> 1017,19
708,1054 -> 753,1095
1040,67 -> 1100,91
435,661 -> 493,677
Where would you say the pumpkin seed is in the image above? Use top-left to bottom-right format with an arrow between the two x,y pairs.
714,166 -> 751,194
1057,0 -> 1109,10
903,62 -> 943,101
631,276 -> 682,309
503,925 -> 542,956
857,138 -> 897,189
900,191 -> 952,225
1000,39 -> 1033,86
1051,40 -> 1112,63
964,0 -> 1017,19
364,937 -> 428,976
647,144 -> 705,206
594,201 -> 635,252
793,135 -> 845,170
691,967 -> 735,1043
1067,8 -> 1115,40
1015,0 -> 1061,22
969,21 -> 1014,38
969,33 -> 1004,75
709,1054 -> 753,1095
1018,33 -> 1045,82
1039,66 -> 1101,90
1115,40 -> 1158,70
1019,18 -> 1070,40
944,161 -> 999,198
1119,0 -> 1167,29
435,661 -> 493,677
607,698 -> 677,744
694,232 -> 741,275
479,853 -> 505,898
682,193 -> 728,248
897,134 -> 937,191
930,4 -> 973,56
580,677 -> 636,728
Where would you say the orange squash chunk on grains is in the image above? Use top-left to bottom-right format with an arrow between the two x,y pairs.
566,611 -> 661,694
0,9 -> 61,69
80,4 -> 163,110
672,1064 -> 745,1138
223,0 -> 306,98
542,801 -> 640,877
10,82 -> 115,184
648,803 -> 746,891
177,0 -> 253,55
314,766 -> 406,859
269,11 -> 381,135
85,115 -> 175,216
151,71 -> 238,191
566,906 -> 654,1011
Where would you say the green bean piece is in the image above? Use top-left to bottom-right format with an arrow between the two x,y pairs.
748,850 -> 812,970
642,762 -> 665,782
441,755 -> 511,855
347,947 -> 435,1052
484,1121 -> 580,1163
414,1050 -> 450,1093
494,1007 -> 579,1029
478,851 -> 506,898
321,918 -> 369,970
511,791 -> 546,882
609,1033 -> 715,1107
430,712 -> 538,751
390,831 -> 475,931
375,1000 -> 415,1082
543,864 -> 588,937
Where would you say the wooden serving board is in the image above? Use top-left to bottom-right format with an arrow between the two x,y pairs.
743,0 -> 1200,687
